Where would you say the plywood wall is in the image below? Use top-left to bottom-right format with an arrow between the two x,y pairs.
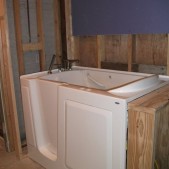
71,34 -> 168,68
135,34 -> 168,65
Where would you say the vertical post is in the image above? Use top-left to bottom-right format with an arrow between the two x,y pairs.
97,35 -> 105,68
0,0 -> 22,158
65,0 -> 75,59
127,35 -> 133,71
53,0 -> 62,64
36,0 -> 46,71
167,34 -> 169,75
13,0 -> 25,75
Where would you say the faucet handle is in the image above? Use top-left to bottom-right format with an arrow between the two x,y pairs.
63,59 -> 79,70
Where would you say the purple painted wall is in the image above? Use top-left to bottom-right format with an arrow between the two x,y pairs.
71,0 -> 169,35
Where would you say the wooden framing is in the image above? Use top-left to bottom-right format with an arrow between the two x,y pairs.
53,0 -> 62,64
22,42 -> 43,52
128,85 -> 169,169
36,0 -> 46,71
65,0 -> 75,60
0,0 -> 21,158
167,34 -> 169,75
97,35 -> 105,68
13,0 -> 46,75
13,0 -> 24,75
127,35 -> 133,71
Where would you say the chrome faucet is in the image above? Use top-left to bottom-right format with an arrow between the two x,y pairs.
48,55 -> 62,74
48,55 -> 79,74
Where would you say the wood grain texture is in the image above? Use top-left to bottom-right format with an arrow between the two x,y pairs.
22,42 -> 43,52
103,35 -> 129,64
0,0 -> 22,158
128,84 -> 169,169
127,110 -> 155,169
0,0 -> 4,17
13,0 -> 25,75
53,0 -> 62,64
135,34 -> 167,66
97,35 -> 105,68
154,104 -> 169,169
167,34 -> 169,75
36,0 -> 46,71
65,0 -> 75,59
78,36 -> 98,68
127,35 -> 133,71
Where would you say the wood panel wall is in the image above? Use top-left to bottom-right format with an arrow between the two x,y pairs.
69,34 -> 168,68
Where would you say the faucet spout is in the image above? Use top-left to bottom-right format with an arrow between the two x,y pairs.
48,54 -> 56,74
48,55 -> 62,74
48,55 -> 79,73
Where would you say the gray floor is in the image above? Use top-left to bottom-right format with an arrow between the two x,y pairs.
0,137 -> 44,169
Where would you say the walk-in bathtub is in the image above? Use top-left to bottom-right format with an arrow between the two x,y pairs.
20,66 -> 169,169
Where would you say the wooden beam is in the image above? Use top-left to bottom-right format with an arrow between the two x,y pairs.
36,0 -> 46,71
0,0 -> 4,17
167,34 -> 169,75
22,42 -> 43,52
128,85 -> 169,169
65,0 -> 75,59
13,0 -> 25,75
97,35 -> 105,68
53,0 -> 62,64
127,35 -> 133,71
0,0 -> 22,158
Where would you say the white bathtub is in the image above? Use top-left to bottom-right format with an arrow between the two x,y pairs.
20,66 -> 169,169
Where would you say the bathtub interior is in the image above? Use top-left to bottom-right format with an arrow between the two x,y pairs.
39,69 -> 169,97
40,69 -> 154,90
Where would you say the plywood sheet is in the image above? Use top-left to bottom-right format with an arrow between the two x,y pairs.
135,34 -> 167,65
78,36 -> 98,67
104,35 -> 129,64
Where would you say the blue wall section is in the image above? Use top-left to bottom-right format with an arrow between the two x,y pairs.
71,0 -> 169,35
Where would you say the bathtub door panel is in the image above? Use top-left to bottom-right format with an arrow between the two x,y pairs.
30,80 -> 59,161
58,86 -> 127,169
21,86 -> 36,147
64,100 -> 113,169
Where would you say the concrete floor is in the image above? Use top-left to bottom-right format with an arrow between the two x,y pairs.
0,137 -> 44,169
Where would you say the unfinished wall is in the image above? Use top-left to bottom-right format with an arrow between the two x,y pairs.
71,34 -> 168,74
6,0 -> 56,140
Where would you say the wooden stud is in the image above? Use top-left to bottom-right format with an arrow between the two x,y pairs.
65,0 -> 75,59
0,0 -> 4,17
22,42 -> 43,52
167,34 -> 169,75
0,0 -> 22,158
53,0 -> 62,64
36,0 -> 46,71
97,35 -> 105,68
127,110 -> 155,169
13,0 -> 25,75
128,85 -> 169,169
127,35 -> 133,71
